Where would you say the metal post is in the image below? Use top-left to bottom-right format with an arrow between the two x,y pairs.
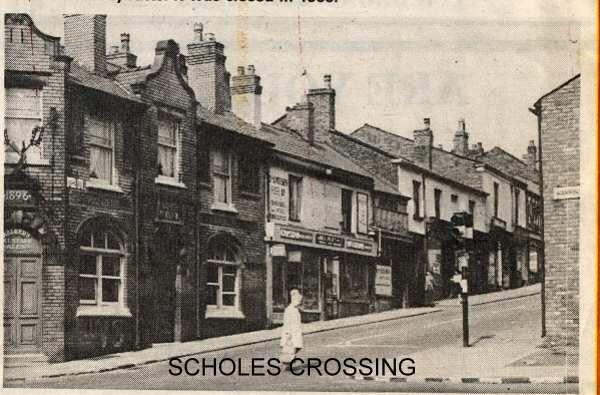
461,264 -> 469,347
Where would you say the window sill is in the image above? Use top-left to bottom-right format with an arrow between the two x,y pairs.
76,305 -> 132,317
210,203 -> 238,214
154,176 -> 187,189
205,308 -> 245,319
240,190 -> 261,200
5,158 -> 50,167
87,180 -> 124,193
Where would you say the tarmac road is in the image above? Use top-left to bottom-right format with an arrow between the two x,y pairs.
10,294 -> 576,393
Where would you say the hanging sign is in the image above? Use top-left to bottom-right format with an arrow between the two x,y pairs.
357,193 -> 369,234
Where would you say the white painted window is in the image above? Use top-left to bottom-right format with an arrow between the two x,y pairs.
213,150 -> 232,205
79,229 -> 125,307
88,114 -> 116,184
5,88 -> 43,164
206,236 -> 242,316
157,114 -> 181,181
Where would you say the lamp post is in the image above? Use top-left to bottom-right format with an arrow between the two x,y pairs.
451,212 -> 473,347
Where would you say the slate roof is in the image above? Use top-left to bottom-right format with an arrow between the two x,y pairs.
351,123 -> 484,190
474,147 -> 540,184
68,62 -> 143,103
259,123 -> 395,193
198,107 -> 272,144
112,65 -> 154,87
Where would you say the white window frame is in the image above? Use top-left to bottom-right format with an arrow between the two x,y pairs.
155,113 -> 185,188
77,230 -> 130,317
86,113 -> 121,191
4,87 -> 46,165
206,259 -> 242,311
211,150 -> 237,212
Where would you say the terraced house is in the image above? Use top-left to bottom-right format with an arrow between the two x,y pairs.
338,118 -> 542,304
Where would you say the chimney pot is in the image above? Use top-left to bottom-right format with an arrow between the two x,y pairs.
458,118 -> 466,131
324,74 -> 332,89
110,45 -> 119,54
237,66 -> 245,75
120,32 -> 130,53
477,142 -> 483,149
194,22 -> 204,42
207,33 -> 215,41
247,65 -> 255,75
423,118 -> 431,129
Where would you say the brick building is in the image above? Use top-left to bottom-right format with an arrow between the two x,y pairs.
531,74 -> 580,347
4,13 -> 148,363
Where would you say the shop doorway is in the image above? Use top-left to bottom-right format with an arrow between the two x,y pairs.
4,230 -> 42,354
152,234 -> 179,343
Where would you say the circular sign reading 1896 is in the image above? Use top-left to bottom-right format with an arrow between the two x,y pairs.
4,229 -> 40,255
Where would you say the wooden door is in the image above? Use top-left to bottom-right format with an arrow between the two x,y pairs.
153,263 -> 176,343
4,256 -> 42,353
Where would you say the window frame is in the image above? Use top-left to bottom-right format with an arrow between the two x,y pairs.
156,113 -> 182,183
212,150 -> 233,206
341,188 -> 354,234
514,188 -> 521,225
4,87 -> 45,164
493,182 -> 500,217
288,174 -> 303,222
412,180 -> 421,219
78,231 -> 125,308
434,188 -> 442,219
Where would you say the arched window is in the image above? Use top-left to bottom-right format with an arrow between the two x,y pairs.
79,227 -> 125,307
206,235 -> 243,316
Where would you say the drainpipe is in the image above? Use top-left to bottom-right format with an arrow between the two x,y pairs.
529,104 -> 545,338
134,108 -> 142,349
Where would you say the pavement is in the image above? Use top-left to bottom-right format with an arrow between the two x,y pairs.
5,283 -> 563,388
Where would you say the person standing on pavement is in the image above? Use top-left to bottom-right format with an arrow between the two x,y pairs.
425,271 -> 435,307
280,289 -> 304,371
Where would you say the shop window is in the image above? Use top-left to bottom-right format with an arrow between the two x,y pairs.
239,156 -> 260,194
157,113 -> 181,183
206,235 -> 243,318
341,189 -> 353,233
212,150 -> 233,208
434,189 -> 442,219
288,175 -> 302,222
87,111 -> 117,185
79,228 -> 125,307
5,88 -> 44,164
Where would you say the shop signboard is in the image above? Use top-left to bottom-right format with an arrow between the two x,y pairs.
346,239 -> 373,253
553,185 -> 579,200
316,234 -> 345,249
269,175 -> 289,222
279,228 -> 314,243
5,228 -> 39,254
357,192 -> 369,234
375,265 -> 392,296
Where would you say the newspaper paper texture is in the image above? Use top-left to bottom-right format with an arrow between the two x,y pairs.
1,0 -> 597,393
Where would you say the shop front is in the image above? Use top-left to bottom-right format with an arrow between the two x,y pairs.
425,218 -> 458,300
266,224 -> 377,325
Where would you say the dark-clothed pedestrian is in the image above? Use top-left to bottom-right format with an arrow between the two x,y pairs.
425,271 -> 435,307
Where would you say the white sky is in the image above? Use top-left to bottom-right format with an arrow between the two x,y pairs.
25,0 -> 586,158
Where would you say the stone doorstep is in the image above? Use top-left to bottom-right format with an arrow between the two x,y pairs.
4,353 -> 49,368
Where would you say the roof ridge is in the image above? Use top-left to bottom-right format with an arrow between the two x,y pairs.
353,123 -> 414,143
486,146 -> 538,172
326,142 -> 400,195
330,129 -> 398,159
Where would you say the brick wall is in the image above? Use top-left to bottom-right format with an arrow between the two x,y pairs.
539,76 -> 580,347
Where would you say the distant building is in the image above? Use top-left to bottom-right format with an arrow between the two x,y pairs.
531,74 -> 580,347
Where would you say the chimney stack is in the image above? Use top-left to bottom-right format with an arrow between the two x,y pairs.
414,118 -> 433,169
106,31 -> 137,69
187,23 -> 231,113
281,103 -> 315,144
522,140 -> 537,169
452,118 -> 469,156
231,65 -> 263,129
64,14 -> 107,74
306,74 -> 336,144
